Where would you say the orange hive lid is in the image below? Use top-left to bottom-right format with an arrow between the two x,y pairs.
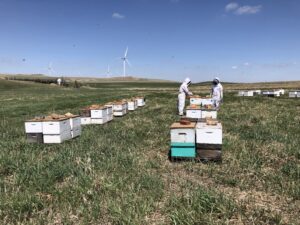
64,112 -> 79,118
187,105 -> 200,109
170,122 -> 196,129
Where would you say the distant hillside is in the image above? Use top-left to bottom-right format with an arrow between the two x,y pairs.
0,74 -> 175,83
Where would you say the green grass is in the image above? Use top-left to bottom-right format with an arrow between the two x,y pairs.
0,80 -> 299,224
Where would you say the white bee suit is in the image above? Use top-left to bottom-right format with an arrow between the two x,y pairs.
178,78 -> 192,115
211,83 -> 223,108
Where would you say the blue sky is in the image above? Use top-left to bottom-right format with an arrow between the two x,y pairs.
0,0 -> 299,82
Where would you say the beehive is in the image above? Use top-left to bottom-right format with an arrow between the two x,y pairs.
90,107 -> 108,119
186,105 -> 201,119
113,101 -> 127,116
128,99 -> 138,111
262,91 -> 280,97
196,121 -> 222,161
196,122 -> 222,149
240,91 -> 254,97
170,122 -> 196,158
25,118 -> 44,144
136,97 -> 145,107
42,118 -> 72,144
289,90 -> 300,98
200,98 -> 213,106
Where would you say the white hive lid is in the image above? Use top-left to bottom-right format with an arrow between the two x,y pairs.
196,122 -> 222,129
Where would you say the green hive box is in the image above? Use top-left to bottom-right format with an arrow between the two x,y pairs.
171,143 -> 196,158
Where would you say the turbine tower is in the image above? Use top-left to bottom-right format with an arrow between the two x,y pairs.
121,47 -> 131,77
107,65 -> 110,78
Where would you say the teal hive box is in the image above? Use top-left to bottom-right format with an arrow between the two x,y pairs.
170,121 -> 196,159
171,146 -> 196,158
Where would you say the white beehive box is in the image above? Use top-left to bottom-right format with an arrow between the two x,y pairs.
297,92 -> 300,98
190,96 -> 202,105
186,106 -> 201,119
196,122 -> 222,145
128,100 -> 138,111
81,117 -> 91,125
136,97 -> 145,107
25,120 -> 43,133
91,107 -> 108,119
263,91 -> 280,97
201,109 -> 217,119
43,131 -> 72,144
244,91 -> 254,97
42,118 -> 71,135
238,91 -> 245,96
113,102 -> 127,111
170,122 -> 196,144
91,117 -> 108,124
201,98 -> 213,106
289,91 -> 297,98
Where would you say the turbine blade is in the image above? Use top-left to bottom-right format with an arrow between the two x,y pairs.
124,47 -> 128,57
126,59 -> 132,67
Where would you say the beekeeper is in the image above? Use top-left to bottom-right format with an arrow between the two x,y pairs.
211,77 -> 223,109
178,77 -> 193,116
57,78 -> 62,86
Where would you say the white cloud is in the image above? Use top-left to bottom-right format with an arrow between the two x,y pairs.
112,12 -> 125,19
235,5 -> 262,15
244,62 -> 250,66
225,3 -> 262,16
232,66 -> 238,70
225,2 -> 239,12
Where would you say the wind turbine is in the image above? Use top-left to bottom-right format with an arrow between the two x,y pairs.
107,64 -> 110,78
47,62 -> 56,76
120,47 -> 131,77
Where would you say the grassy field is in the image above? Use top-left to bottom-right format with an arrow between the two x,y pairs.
0,79 -> 299,224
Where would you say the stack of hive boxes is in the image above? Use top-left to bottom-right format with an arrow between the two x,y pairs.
25,118 -> 44,143
169,119 -> 222,162
80,104 -> 113,125
127,98 -> 138,111
170,121 -> 196,159
90,105 -> 110,124
196,119 -> 222,162
186,96 -> 217,121
136,97 -> 145,107
43,116 -> 72,144
289,90 -> 300,98
25,113 -> 81,144
113,101 -> 127,116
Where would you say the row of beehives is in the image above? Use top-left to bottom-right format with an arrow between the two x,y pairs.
238,89 -> 289,97
24,97 -> 145,144
80,97 -> 145,125
170,119 -> 222,162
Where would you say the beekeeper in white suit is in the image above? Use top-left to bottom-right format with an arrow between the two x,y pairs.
178,77 -> 193,116
211,77 -> 223,109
